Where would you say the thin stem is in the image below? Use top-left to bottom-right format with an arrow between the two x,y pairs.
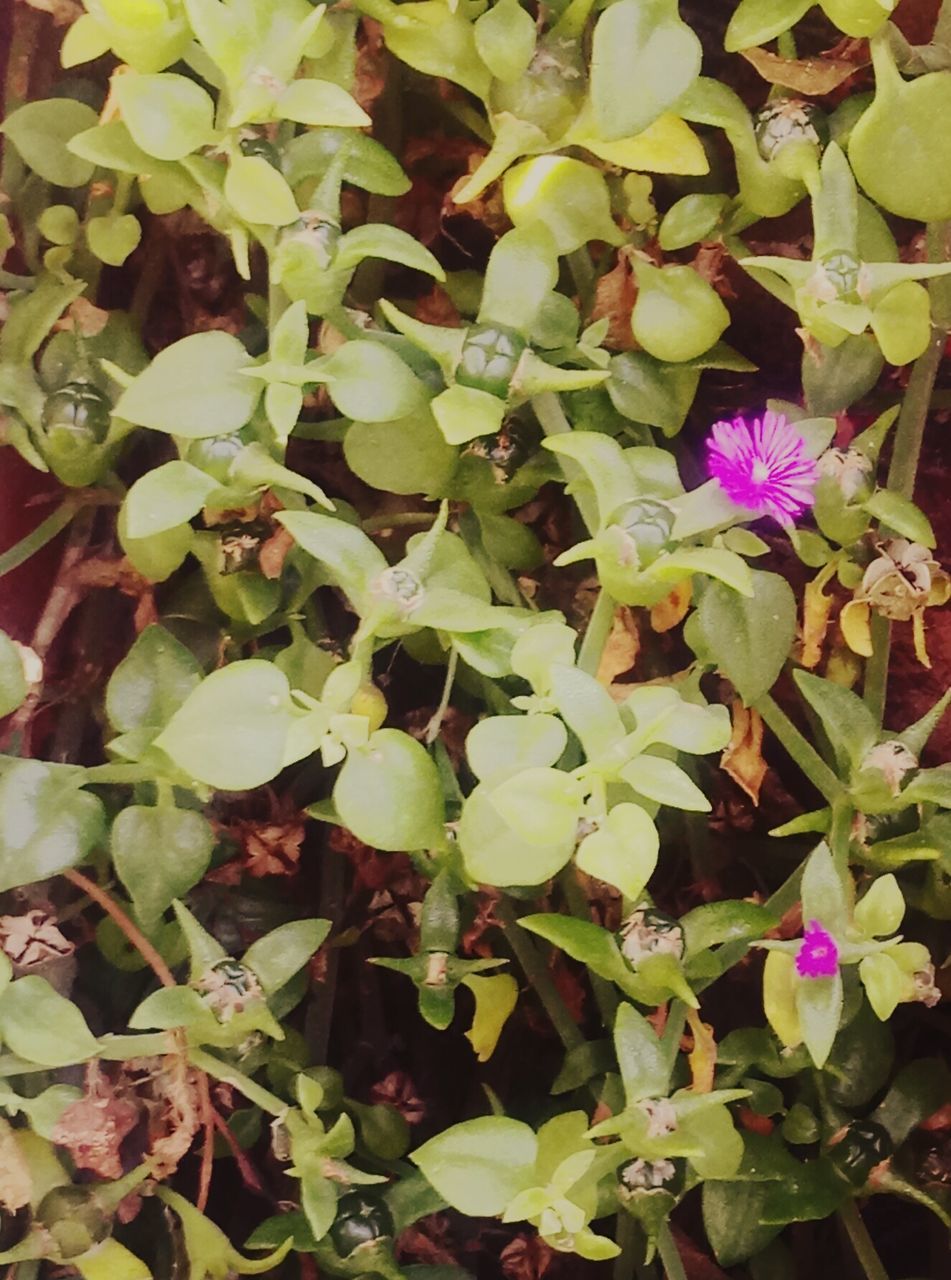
0,499 -> 80,580
64,868 -> 177,988
838,1200 -> 890,1280
829,798 -> 854,878
531,391 -> 600,532
188,1047 -> 288,1117
863,218 -> 951,721
755,694 -> 846,804
362,511 -> 437,534
425,646 -> 459,745
613,1211 -> 655,1280
655,1222 -> 687,1280
568,247 -> 596,317
495,896 -> 585,1051
560,868 -> 618,1029
577,589 -> 616,677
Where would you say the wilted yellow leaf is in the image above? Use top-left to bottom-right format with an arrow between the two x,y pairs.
840,599 -> 873,657
799,563 -> 836,669
462,973 -> 519,1063
685,1007 -> 716,1093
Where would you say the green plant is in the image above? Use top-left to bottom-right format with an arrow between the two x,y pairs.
0,1 -> 950,1277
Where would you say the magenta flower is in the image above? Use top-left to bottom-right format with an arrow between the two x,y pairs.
707,411 -> 817,526
796,920 -> 839,979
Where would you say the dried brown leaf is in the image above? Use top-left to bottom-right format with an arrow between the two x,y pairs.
596,605 -> 640,686
591,248 -> 637,351
0,1119 -> 32,1211
720,702 -> 768,805
741,45 -> 868,94
52,1063 -> 140,1179
650,581 -> 692,633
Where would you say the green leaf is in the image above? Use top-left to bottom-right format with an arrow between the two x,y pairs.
724,0 -> 812,51
335,224 -> 445,279
863,489 -> 935,548
575,803 -> 658,901
0,760 -> 105,893
0,976 -> 97,1067
277,79 -> 370,128
116,331 -> 260,438
858,951 -> 905,1021
792,671 -> 877,773
319,341 -> 427,422
488,767 -> 584,847
124,461 -> 218,539
478,227 -> 559,332
243,920 -> 331,995
0,631 -> 27,719
334,729 -> 445,852
344,411 -> 457,497
658,193 -> 730,251
229,443 -> 333,508
520,913 -> 631,989
591,0 -> 701,143
411,1117 -> 537,1217
503,157 -> 622,254
86,213 -> 142,266
549,663 -> 625,758
276,510 -> 387,613
759,1158 -> 846,1225
695,571 -> 796,704
432,384 -> 506,446
154,661 -> 298,790
67,119 -> 159,172
106,624 -> 202,735
607,350 -> 700,436
466,714 -> 568,785
800,842 -> 849,937
703,1181 -> 782,1266
474,0 -> 536,82
1,99 -> 99,186
112,805 -> 214,927
681,901 -> 777,955
620,755 -> 711,812
614,1002 -> 669,1102
225,157 -> 300,226
854,874 -> 904,938
873,1058 -> 951,1145
796,970 -> 843,1068
114,72 -> 215,160
459,783 -> 578,886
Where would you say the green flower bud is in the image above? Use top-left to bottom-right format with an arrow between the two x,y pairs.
329,1192 -> 394,1258
816,447 -> 875,504
617,907 -> 685,966
282,213 -> 342,270
185,433 -> 246,484
616,499 -> 675,568
490,36 -> 587,141
753,98 -> 828,162
828,1120 -> 893,1187
42,381 -> 112,445
36,1185 -> 111,1260
455,324 -> 527,400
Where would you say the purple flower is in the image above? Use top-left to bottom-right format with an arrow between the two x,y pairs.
796,920 -> 839,979
707,411 -> 817,526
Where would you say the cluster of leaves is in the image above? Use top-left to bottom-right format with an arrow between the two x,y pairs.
0,0 -> 950,1277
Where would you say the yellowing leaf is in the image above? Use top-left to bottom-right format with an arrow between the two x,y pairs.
685,1007 -> 716,1093
720,701 -> 767,805
763,949 -> 802,1048
799,562 -> 836,669
462,973 -> 519,1062
840,599 -> 873,657
582,115 -> 709,176
650,580 -> 692,633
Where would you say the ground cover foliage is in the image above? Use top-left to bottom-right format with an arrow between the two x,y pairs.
1,0 -> 951,1276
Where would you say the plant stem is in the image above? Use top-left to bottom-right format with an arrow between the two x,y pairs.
362,511 -> 437,534
188,1047 -> 288,1117
578,588 -> 616,677
838,1200 -> 890,1280
495,896 -> 585,1051
863,218 -> 951,722
0,498 -> 81,580
568,247 -> 596,317
531,391 -> 600,532
655,1221 -> 687,1280
64,868 -> 177,988
613,1211 -> 655,1280
560,868 -> 618,1029
755,694 -> 846,804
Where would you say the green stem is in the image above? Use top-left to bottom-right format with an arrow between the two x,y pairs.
568,247 -> 596,317
613,1212 -> 655,1280
560,868 -> 618,1029
838,1200 -> 890,1280
863,218 -> 951,722
531,391 -> 600,532
362,511 -> 437,533
829,798 -> 854,878
0,499 -> 80,580
495,896 -> 585,1051
655,1221 -> 687,1280
755,694 -> 846,804
577,589 -> 616,676
424,645 -> 458,745
188,1047 -> 288,1117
